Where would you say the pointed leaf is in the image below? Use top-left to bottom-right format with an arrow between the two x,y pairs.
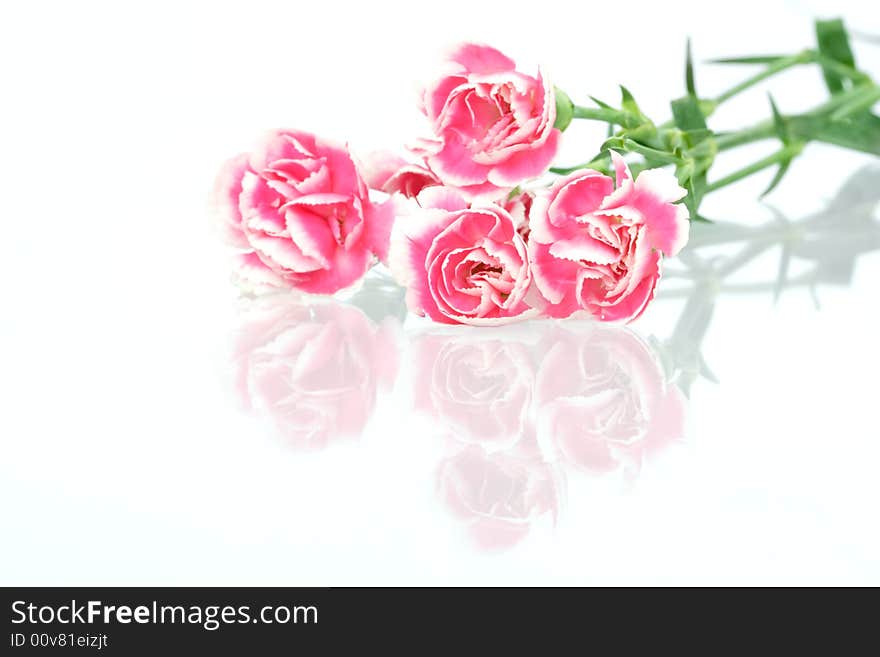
815,18 -> 856,93
620,85 -> 644,119
760,158 -> 792,198
589,95 -> 614,110
769,94 -> 788,141
709,54 -> 789,64
683,172 -> 708,218
685,38 -> 696,97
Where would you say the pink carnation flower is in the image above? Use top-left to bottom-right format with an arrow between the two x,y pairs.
413,43 -> 560,202
214,129 -> 393,294
528,153 -> 689,322
389,188 -> 535,326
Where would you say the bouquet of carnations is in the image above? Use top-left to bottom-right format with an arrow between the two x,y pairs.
213,18 -> 878,326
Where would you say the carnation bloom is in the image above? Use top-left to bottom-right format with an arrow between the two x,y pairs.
413,43 -> 560,201
214,129 -> 393,294
389,187 -> 535,326
527,153 -> 689,322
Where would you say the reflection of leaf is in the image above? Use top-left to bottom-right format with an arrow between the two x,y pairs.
773,241 -> 792,304
826,164 -> 880,208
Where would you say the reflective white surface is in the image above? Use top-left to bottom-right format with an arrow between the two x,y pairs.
2,0 -> 879,585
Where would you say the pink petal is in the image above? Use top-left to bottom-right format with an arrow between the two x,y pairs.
233,251 -> 286,288
388,208 -> 459,320
485,129 -> 561,187
423,75 -> 468,122
248,130 -> 314,172
358,151 -> 409,190
291,244 -> 373,295
283,206 -> 336,268
455,179 -> 508,203
600,151 -> 635,208
417,186 -> 469,212
427,137 -> 492,187
212,153 -> 251,249
447,43 -> 516,75
632,169 -> 690,256
548,234 -> 621,264
384,164 -> 441,197
527,242 -> 581,314
248,233 -> 323,274
547,169 -> 614,223
362,198 -> 395,263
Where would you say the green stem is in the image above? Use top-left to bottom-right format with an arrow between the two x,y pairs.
829,85 -> 880,120
714,121 -> 775,151
714,80 -> 880,153
571,105 -> 627,124
550,155 -> 609,175
811,51 -> 872,84
621,139 -> 684,164
704,144 -> 802,193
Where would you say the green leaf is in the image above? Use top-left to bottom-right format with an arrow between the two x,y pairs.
683,173 -> 708,219
620,85 -> 644,119
671,95 -> 708,133
589,95 -> 614,110
829,85 -> 880,121
761,94 -> 797,197
815,18 -> 856,93
619,121 -> 659,145
708,54 -> 789,65
790,111 -> 880,155
553,87 -> 575,132
685,38 -> 696,97
769,94 -> 788,141
682,128 -> 714,148
760,157 -> 792,198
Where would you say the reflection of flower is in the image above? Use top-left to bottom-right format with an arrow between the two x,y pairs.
233,296 -> 400,450
436,441 -> 564,551
535,324 -> 686,475
415,320 -> 686,550
414,332 -> 533,448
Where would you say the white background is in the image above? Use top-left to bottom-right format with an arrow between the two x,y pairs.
1,0 -> 879,585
